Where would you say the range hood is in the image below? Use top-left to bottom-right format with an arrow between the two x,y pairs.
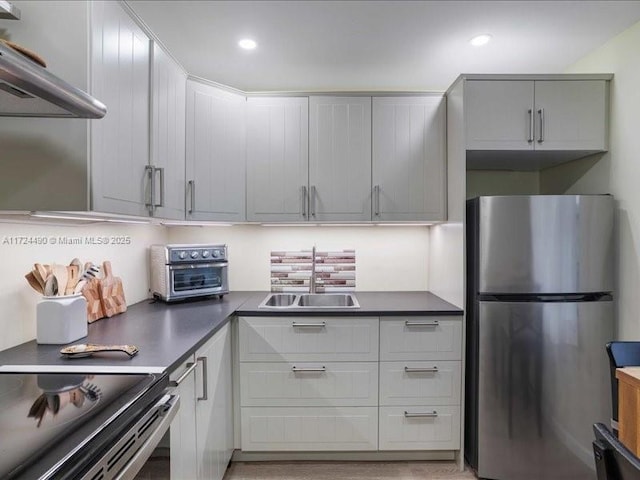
0,41 -> 106,118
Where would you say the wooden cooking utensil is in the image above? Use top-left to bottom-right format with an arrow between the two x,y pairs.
33,264 -> 47,288
98,261 -> 127,318
44,275 -> 57,297
65,265 -> 79,296
51,264 -> 68,297
25,272 -> 44,294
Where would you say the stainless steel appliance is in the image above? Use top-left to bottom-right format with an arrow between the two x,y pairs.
150,244 -> 229,302
0,372 -> 178,479
465,195 -> 614,480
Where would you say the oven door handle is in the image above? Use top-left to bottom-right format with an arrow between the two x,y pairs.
112,394 -> 180,480
168,262 -> 229,270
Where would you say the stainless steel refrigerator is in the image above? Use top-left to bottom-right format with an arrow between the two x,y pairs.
465,195 -> 614,480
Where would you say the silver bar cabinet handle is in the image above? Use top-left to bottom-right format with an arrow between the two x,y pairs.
404,411 -> 438,418
292,321 -> 326,328
301,185 -> 307,218
527,109 -> 534,143
197,356 -> 208,401
404,366 -> 439,373
537,108 -> 544,143
405,320 -> 439,327
292,366 -> 326,372
155,167 -> 165,208
310,185 -> 316,217
188,180 -> 195,214
169,361 -> 197,387
145,165 -> 155,210
374,185 -> 380,217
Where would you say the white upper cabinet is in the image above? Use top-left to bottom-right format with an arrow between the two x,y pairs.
185,81 -> 246,221
150,44 -> 187,220
90,1 -> 151,216
309,96 -> 372,221
465,78 -> 609,152
372,96 -> 446,221
246,97 -> 309,222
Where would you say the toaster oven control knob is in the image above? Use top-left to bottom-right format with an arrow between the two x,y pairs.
190,251 -> 199,259
178,251 -> 187,260
202,250 -> 210,258
212,250 -> 220,258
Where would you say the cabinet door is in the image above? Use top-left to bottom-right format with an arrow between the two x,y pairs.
151,44 -> 186,220
373,96 -> 446,221
534,80 -> 608,151
186,81 -> 246,221
195,323 -> 231,480
246,97 -> 309,222
309,96 -> 372,221
170,355 -> 198,480
91,1 -> 150,216
465,80 -> 534,151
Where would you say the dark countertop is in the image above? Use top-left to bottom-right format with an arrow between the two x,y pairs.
0,291 -> 462,374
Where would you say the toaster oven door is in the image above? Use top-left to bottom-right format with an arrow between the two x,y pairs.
169,262 -> 228,299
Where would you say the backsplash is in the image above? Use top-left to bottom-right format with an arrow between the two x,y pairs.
271,249 -> 356,292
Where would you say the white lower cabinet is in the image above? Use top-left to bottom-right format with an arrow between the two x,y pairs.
170,323 -> 232,480
241,407 -> 378,451
379,406 -> 461,450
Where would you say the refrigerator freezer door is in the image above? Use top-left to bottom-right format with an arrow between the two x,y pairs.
476,300 -> 612,480
477,195 -> 613,294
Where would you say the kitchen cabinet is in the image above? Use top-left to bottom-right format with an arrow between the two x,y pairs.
378,316 -> 462,451
90,0 -> 151,216
150,43 -> 187,220
238,316 -> 379,451
170,323 -> 233,480
372,96 -> 446,221
246,97 -> 309,222
309,96 -> 372,221
186,81 -> 246,221
465,79 -> 609,152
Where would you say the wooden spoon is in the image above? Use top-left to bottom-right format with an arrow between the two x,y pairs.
44,275 -> 57,297
33,264 -> 47,289
25,272 -> 44,294
51,264 -> 68,297
65,265 -> 79,295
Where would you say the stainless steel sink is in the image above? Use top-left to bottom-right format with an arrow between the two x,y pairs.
297,293 -> 359,308
258,293 -> 360,309
258,293 -> 298,308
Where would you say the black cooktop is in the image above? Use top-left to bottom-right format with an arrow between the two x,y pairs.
0,372 -> 167,479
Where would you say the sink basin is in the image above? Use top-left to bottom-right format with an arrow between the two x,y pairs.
259,293 -> 298,308
297,294 -> 360,308
258,293 -> 360,309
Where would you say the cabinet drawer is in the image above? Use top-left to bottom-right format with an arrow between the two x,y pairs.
241,407 -> 378,451
241,362 -> 378,407
379,361 -> 461,406
380,317 -> 462,361
239,317 -> 379,362
379,406 -> 460,450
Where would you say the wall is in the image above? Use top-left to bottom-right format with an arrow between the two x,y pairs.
466,170 -> 540,198
0,221 -> 167,351
0,1 -> 90,210
168,225 -> 430,292
542,20 -> 640,339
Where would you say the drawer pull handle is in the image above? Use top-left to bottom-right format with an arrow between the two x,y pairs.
169,361 -> 197,387
292,321 -> 326,328
405,320 -> 439,327
404,411 -> 438,418
292,366 -> 326,372
404,366 -> 439,373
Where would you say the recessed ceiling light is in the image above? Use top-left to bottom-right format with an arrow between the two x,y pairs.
238,38 -> 257,50
470,34 -> 492,47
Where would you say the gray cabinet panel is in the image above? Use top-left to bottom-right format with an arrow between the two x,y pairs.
186,81 -> 246,221
309,96 -> 372,221
90,1 -> 150,216
373,96 -> 446,221
246,97 -> 309,222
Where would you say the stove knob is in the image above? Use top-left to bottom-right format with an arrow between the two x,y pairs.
202,250 -> 210,258
178,251 -> 187,260
190,251 -> 199,259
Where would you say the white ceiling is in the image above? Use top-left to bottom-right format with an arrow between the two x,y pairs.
127,0 -> 640,92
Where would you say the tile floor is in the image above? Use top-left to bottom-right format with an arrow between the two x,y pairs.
135,458 -> 478,480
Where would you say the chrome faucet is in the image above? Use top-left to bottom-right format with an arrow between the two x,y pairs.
309,245 -> 317,293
